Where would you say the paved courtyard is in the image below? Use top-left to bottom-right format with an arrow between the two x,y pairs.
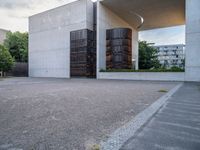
0,78 -> 177,150
121,82 -> 200,150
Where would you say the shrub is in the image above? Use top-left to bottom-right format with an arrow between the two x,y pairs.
139,41 -> 161,69
100,67 -> 184,72
0,45 -> 15,75
4,31 -> 28,62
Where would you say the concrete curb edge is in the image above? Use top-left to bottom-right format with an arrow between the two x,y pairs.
101,83 -> 183,150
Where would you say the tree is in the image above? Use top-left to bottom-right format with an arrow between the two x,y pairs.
4,31 -> 28,62
139,41 -> 161,69
0,45 -> 14,75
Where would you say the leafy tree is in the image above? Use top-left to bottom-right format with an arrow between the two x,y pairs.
4,31 -> 28,62
139,41 -> 161,69
0,45 -> 14,74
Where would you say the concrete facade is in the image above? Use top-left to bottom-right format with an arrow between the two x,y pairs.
98,72 -> 185,82
185,0 -> 200,81
97,0 -> 200,82
96,2 -> 139,78
29,0 -> 94,78
0,29 -> 8,44
100,0 -> 185,30
29,0 -> 200,82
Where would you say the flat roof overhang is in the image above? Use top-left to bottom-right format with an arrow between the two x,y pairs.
100,0 -> 185,31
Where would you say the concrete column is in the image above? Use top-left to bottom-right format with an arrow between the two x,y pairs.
96,1 -> 138,78
134,36 -> 139,70
185,0 -> 200,81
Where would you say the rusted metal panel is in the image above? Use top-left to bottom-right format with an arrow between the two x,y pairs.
106,28 -> 132,69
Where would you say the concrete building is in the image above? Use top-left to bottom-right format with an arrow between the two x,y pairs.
154,44 -> 185,69
0,29 -> 8,44
29,0 -> 200,82
29,0 -> 94,78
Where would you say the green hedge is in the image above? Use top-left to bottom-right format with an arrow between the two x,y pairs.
100,67 -> 185,73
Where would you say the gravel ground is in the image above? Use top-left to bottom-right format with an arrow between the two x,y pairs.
0,78 -> 177,150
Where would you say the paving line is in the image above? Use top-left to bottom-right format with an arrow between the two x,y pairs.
101,83 -> 183,150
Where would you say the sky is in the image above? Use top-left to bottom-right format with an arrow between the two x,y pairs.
0,0 -> 185,46
139,25 -> 185,45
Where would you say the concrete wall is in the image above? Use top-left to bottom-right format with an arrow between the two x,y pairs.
0,29 -> 8,44
29,0 -> 94,78
96,1 -> 138,78
98,72 -> 185,82
28,0 -> 200,82
185,0 -> 200,81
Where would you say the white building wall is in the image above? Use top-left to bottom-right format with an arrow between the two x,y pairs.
154,44 -> 185,69
0,29 -> 8,44
99,72 -> 185,82
29,0 -> 93,78
97,2 -> 138,78
185,0 -> 200,81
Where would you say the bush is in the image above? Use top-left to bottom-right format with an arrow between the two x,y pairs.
4,31 -> 28,62
139,41 -> 161,69
100,67 -> 184,73
0,45 -> 15,75
170,66 -> 184,72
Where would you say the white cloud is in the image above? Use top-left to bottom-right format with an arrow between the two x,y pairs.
0,0 -> 185,45
0,0 -> 77,31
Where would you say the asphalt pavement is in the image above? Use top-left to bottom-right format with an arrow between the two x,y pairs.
121,82 -> 200,150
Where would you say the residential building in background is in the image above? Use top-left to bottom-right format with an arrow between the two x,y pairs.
0,29 -> 8,44
154,44 -> 185,69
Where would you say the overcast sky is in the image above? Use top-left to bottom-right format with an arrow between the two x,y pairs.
139,25 -> 185,45
0,0 -> 185,45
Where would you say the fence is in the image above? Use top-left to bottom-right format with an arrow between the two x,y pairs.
7,62 -> 28,77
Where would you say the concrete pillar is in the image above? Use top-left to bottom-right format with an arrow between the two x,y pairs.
185,0 -> 200,81
135,39 -> 139,70
96,1 -> 138,78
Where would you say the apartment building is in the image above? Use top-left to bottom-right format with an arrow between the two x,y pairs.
154,44 -> 185,69
0,29 -> 8,44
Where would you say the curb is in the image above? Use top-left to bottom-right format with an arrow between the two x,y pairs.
101,83 -> 183,150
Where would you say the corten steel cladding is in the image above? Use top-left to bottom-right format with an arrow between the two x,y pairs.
70,29 -> 96,77
106,28 -> 132,69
